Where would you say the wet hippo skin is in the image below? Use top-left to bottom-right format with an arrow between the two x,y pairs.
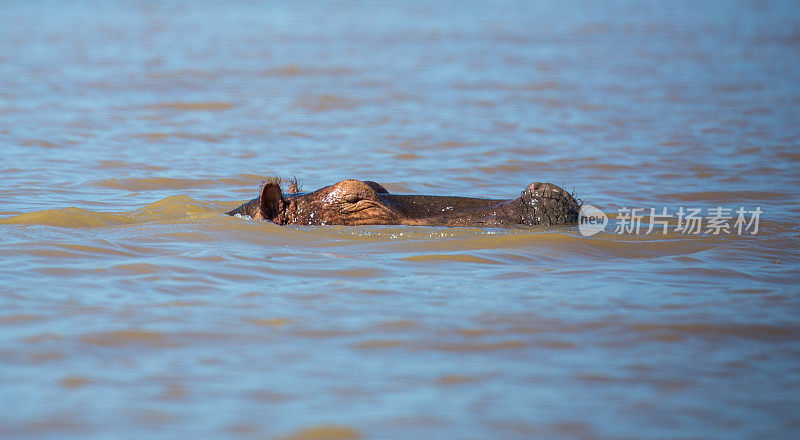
227,178 -> 580,227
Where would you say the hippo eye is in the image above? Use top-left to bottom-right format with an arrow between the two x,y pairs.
344,193 -> 360,203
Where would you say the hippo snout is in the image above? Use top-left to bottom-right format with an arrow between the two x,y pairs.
520,182 -> 581,226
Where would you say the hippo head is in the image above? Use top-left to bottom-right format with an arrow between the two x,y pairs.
248,179 -> 401,226
228,178 -> 580,227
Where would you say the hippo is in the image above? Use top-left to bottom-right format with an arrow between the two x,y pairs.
226,178 -> 580,227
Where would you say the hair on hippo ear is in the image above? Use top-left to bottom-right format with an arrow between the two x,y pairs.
256,180 -> 285,221
288,176 -> 300,194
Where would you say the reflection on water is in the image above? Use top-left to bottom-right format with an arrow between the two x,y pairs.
1,0 -> 800,439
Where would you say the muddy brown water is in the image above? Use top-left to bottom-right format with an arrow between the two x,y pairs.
1,1 -> 799,439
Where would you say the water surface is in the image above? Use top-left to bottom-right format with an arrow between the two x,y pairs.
1,1 -> 799,439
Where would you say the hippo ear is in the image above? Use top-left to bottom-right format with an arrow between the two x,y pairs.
256,182 -> 284,221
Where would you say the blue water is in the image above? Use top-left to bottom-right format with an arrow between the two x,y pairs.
1,1 -> 800,439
